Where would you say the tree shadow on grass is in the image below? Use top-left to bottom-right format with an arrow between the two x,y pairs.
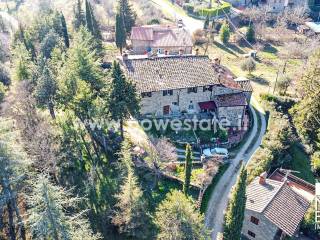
263,44 -> 278,55
213,41 -> 238,56
226,43 -> 246,55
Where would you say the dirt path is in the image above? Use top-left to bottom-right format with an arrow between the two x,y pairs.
152,0 -> 203,33
204,99 -> 267,239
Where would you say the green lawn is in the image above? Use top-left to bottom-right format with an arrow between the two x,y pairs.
288,143 -> 315,184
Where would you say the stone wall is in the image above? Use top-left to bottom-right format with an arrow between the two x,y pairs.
218,105 -> 245,127
140,86 -> 245,126
242,209 -> 279,240
131,39 -> 192,55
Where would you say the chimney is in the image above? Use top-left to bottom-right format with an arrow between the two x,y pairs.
179,49 -> 184,56
214,57 -> 221,65
164,50 -> 168,55
259,172 -> 268,185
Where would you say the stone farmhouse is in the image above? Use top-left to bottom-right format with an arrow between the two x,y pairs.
119,54 -> 252,127
130,25 -> 193,55
242,169 -> 315,240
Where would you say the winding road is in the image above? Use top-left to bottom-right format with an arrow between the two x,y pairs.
205,99 -> 267,239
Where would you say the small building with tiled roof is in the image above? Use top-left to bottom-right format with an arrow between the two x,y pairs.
242,170 -> 314,240
119,55 -> 252,127
130,25 -> 193,55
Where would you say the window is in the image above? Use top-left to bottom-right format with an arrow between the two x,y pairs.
203,85 -> 213,92
250,216 -> 259,225
141,92 -> 152,98
248,230 -> 256,238
163,90 -> 173,96
187,87 -> 197,93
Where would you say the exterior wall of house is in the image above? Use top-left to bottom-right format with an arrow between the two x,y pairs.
131,40 -> 192,55
242,209 -> 279,240
139,86 -> 244,124
217,105 -> 245,127
131,39 -> 152,54
266,0 -> 308,12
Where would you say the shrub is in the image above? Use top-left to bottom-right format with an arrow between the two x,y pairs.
277,75 -> 292,95
183,3 -> 194,14
192,29 -> 207,45
147,18 -> 160,25
219,21 -> 230,44
311,151 -> 320,176
0,82 -> 6,103
241,57 -> 256,74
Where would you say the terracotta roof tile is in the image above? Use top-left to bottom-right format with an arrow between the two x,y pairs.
214,93 -> 247,107
121,55 -> 221,93
263,184 -> 310,236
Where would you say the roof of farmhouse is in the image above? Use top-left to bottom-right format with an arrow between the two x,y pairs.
130,25 -> 193,47
120,55 -> 247,93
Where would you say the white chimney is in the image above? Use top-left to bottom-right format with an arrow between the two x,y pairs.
259,172 -> 268,185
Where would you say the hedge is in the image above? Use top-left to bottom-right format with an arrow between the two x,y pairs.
194,2 -> 231,18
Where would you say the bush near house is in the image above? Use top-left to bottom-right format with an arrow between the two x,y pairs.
183,1 -> 231,18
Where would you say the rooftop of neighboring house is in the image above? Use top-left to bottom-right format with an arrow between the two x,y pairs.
214,93 -> 247,107
130,25 -> 193,47
119,55 -> 251,94
246,170 -> 314,237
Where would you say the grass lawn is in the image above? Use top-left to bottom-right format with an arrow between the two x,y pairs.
288,143 -> 315,184
198,32 -> 305,99
200,163 -> 230,213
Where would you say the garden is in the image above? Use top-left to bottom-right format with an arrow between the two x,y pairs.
182,0 -> 231,19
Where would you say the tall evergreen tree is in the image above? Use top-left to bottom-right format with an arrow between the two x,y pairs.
12,42 -> 33,81
112,169 -> 152,239
85,0 -> 94,33
223,166 -> 247,240
73,0 -> 85,30
109,61 -> 139,139
154,190 -> 209,240
219,21 -> 230,44
118,0 -> 136,35
115,13 -> 126,54
246,23 -> 255,43
183,144 -> 193,195
204,14 -> 209,30
27,174 -> 100,240
60,12 -> 70,48
34,63 -> 57,119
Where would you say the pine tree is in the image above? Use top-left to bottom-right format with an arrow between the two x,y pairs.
12,42 -> 33,81
73,0 -> 85,30
60,12 -> 70,48
115,13 -> 126,54
112,169 -> 152,239
219,21 -> 230,44
27,174 -> 100,240
223,166 -> 247,240
118,0 -> 136,35
34,63 -> 57,119
183,144 -> 193,195
154,190 -> 209,240
246,23 -> 255,43
109,61 -> 140,139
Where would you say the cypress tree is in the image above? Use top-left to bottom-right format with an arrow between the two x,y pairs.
60,12 -> 69,48
246,23 -> 255,43
219,21 -> 230,44
204,14 -> 209,30
115,13 -> 126,54
183,144 -> 193,195
223,166 -> 247,240
73,0 -> 85,30
85,0 -> 94,33
118,0 -> 136,35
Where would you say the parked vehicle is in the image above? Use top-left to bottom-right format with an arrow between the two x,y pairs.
202,147 -> 229,159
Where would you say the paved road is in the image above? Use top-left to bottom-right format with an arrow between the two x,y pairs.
152,0 -> 203,33
205,100 -> 267,239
